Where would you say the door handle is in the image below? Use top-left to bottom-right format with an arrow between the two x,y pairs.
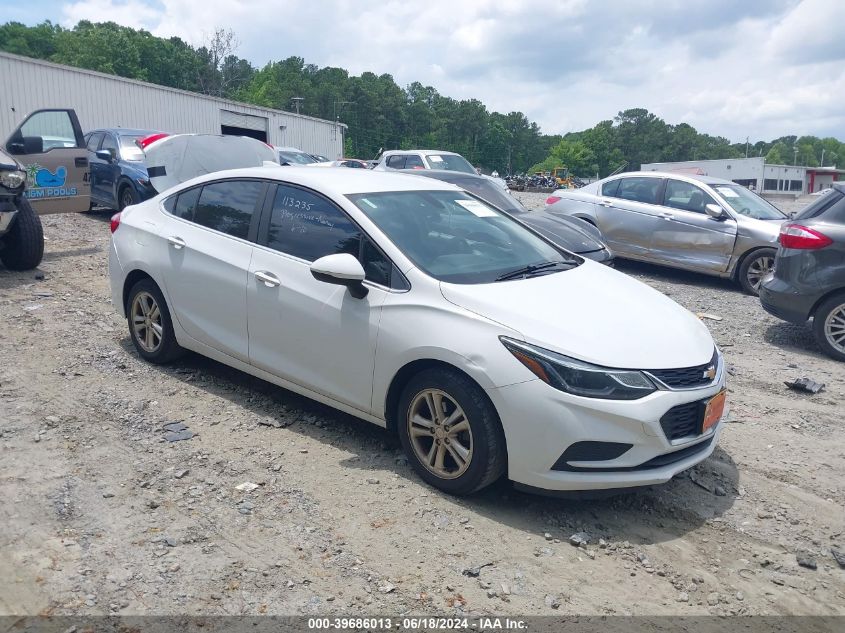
254,270 -> 281,287
600,199 -> 614,207
167,236 -> 186,249
75,157 -> 88,167
660,212 -> 674,220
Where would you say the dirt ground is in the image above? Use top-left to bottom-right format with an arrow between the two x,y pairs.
1,194 -> 843,618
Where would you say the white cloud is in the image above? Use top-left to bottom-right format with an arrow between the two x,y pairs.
56,0 -> 845,141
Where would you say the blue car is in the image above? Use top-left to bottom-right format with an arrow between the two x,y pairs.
84,128 -> 159,210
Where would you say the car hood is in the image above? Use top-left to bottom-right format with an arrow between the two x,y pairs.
440,261 -> 714,369
0,147 -> 21,170
517,212 -> 607,254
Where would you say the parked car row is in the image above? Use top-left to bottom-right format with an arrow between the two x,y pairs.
547,172 -> 845,362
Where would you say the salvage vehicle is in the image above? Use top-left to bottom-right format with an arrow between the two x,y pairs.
85,128 -> 159,211
410,169 -> 614,264
760,182 -> 845,361
109,157 -> 726,495
1,109 -> 91,269
275,146 -> 320,166
545,171 -> 787,295
374,149 -> 508,190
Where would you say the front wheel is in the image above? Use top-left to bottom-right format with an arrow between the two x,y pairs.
738,248 -> 776,296
0,196 -> 44,271
118,185 -> 138,211
397,368 -> 506,495
813,292 -> 845,362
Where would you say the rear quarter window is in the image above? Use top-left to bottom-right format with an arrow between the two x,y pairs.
796,190 -> 845,222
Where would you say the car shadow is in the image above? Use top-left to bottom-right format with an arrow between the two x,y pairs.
612,259 -> 739,294
121,339 -> 739,546
763,321 -> 825,357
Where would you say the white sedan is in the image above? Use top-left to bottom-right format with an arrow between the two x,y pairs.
108,166 -> 726,495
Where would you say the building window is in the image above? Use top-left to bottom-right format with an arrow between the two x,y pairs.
790,180 -> 803,191
763,179 -> 778,191
732,179 -> 756,188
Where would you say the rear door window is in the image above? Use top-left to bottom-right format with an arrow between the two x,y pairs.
616,177 -> 662,205
170,186 -> 201,221
193,180 -> 264,240
386,155 -> 406,169
404,155 -> 425,169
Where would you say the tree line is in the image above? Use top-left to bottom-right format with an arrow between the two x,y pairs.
2,20 -> 842,177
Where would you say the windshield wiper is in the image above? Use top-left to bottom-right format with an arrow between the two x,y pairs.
495,260 -> 575,281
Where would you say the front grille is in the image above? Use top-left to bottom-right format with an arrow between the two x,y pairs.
660,400 -> 704,441
648,349 -> 718,389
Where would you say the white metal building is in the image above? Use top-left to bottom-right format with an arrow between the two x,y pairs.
641,157 -> 844,197
0,51 -> 346,159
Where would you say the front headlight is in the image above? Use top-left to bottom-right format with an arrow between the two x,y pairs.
500,337 -> 656,400
0,169 -> 27,190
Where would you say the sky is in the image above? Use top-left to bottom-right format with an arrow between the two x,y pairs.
10,0 -> 845,142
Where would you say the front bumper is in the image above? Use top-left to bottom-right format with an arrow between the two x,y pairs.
487,358 -> 727,491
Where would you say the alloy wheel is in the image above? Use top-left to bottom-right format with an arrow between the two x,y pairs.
121,189 -> 134,210
746,255 -> 774,292
823,302 -> 845,353
407,389 -> 473,479
131,291 -> 163,353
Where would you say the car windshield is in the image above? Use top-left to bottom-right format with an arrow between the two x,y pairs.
425,154 -> 476,174
119,135 -> 146,161
278,150 -> 315,165
711,184 -> 786,220
348,190 -> 578,284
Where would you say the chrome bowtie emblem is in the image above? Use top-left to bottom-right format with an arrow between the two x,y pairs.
703,365 -> 717,380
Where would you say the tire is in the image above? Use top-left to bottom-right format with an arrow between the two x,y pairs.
118,185 -> 138,211
126,278 -> 184,364
737,248 -> 776,296
812,292 -> 845,362
397,368 -> 506,495
0,196 -> 44,271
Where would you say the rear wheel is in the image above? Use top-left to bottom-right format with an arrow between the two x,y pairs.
126,279 -> 183,363
397,368 -> 506,495
0,197 -> 44,271
813,292 -> 845,362
738,248 -> 776,295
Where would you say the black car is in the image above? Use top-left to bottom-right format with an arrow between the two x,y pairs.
760,182 -> 845,361
409,170 -> 614,264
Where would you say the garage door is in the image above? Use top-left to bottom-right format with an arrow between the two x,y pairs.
220,110 -> 268,132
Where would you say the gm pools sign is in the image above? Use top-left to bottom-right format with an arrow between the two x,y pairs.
23,163 -> 78,199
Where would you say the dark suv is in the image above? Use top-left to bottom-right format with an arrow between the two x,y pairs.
85,128 -> 158,211
760,183 -> 845,361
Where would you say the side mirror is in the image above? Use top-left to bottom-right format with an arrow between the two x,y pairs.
96,149 -> 114,162
705,203 -> 728,220
310,253 -> 368,299
8,136 -> 44,155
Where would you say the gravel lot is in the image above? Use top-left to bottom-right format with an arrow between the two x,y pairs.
1,196 -> 843,617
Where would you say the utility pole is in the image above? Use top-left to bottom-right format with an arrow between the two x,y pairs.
793,147 -> 799,166
745,136 -> 749,158
821,148 -> 825,167
290,97 -> 304,114
333,100 -> 352,143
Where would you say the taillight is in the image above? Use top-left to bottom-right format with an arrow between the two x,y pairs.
546,195 -> 562,205
110,212 -> 121,234
778,224 -> 833,249
137,133 -> 169,150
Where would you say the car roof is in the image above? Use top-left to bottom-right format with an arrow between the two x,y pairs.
382,149 -> 460,157
91,128 -> 158,137
622,170 -> 739,186
274,146 -> 308,152
180,165 -> 464,196
408,169 -> 486,184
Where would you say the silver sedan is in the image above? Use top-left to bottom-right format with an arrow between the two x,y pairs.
545,171 -> 787,294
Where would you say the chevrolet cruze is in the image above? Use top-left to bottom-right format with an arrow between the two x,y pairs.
108,160 -> 726,495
